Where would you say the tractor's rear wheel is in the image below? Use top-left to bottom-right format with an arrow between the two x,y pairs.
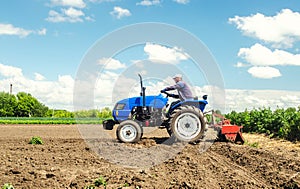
168,105 -> 205,143
116,120 -> 142,143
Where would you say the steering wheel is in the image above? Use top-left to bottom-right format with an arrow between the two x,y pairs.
161,91 -> 179,99
161,91 -> 170,97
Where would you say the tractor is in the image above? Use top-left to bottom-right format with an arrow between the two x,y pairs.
103,74 -> 208,143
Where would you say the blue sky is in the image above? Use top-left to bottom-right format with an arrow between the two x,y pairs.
1,0 -> 300,111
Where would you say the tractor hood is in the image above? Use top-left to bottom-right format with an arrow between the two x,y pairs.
112,94 -> 168,121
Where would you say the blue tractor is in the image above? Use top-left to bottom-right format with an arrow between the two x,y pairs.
103,74 -> 208,143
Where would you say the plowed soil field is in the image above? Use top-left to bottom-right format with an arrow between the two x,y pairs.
0,124 -> 299,189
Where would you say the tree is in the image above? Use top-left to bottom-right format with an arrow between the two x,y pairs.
46,109 -> 74,118
15,92 -> 48,117
0,92 -> 17,116
99,107 -> 112,118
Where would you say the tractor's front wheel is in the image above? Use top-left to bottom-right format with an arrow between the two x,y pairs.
168,105 -> 205,143
116,120 -> 142,143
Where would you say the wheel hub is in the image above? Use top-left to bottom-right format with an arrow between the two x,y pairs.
126,130 -> 132,136
120,125 -> 137,142
185,123 -> 190,128
174,112 -> 201,140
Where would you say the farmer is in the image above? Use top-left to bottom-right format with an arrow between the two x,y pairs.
160,74 -> 194,101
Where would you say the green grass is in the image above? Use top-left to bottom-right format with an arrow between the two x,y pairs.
0,117 -> 110,124
244,141 -> 259,148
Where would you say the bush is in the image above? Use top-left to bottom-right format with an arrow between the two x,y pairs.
29,136 -> 44,145
2,183 -> 14,189
226,107 -> 300,142
94,176 -> 107,188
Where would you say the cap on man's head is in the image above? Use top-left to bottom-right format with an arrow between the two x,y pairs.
173,74 -> 182,79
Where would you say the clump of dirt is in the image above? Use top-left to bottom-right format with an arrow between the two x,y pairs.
0,125 -> 299,189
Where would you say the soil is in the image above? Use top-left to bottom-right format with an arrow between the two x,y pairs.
0,124 -> 299,189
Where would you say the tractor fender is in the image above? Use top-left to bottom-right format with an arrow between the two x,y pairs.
169,100 -> 207,114
103,119 -> 117,130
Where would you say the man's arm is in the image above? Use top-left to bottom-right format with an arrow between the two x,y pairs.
161,82 -> 184,92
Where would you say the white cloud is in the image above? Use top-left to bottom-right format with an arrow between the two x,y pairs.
282,95 -> 299,102
85,16 -> 95,22
238,43 -> 300,66
224,89 -> 300,112
50,0 -> 86,8
1,62 -> 299,112
236,43 -> 300,79
58,75 -> 74,87
46,8 -> 86,23
95,72 -> 135,105
0,23 -> 45,37
136,0 -> 188,6
96,75 -> 300,113
173,0 -> 189,4
47,0 -> 95,23
34,73 -> 46,81
110,6 -> 131,19
234,62 -> 249,68
136,0 -> 161,6
37,28 -> 47,35
98,58 -> 126,70
89,0 -> 116,2
0,63 -> 74,110
229,9 -> 300,48
95,76 -> 300,113
65,7 -> 84,17
0,63 -> 23,78
247,66 -> 281,79
144,43 -> 189,63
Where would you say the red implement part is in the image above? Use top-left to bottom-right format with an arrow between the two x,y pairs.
209,111 -> 245,144
221,125 -> 244,144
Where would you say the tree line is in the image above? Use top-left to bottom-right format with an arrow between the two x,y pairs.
0,92 -> 48,117
0,92 -> 111,118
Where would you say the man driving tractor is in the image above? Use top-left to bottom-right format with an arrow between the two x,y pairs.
160,74 -> 194,101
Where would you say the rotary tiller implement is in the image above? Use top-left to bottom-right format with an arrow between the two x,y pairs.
206,110 -> 245,144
